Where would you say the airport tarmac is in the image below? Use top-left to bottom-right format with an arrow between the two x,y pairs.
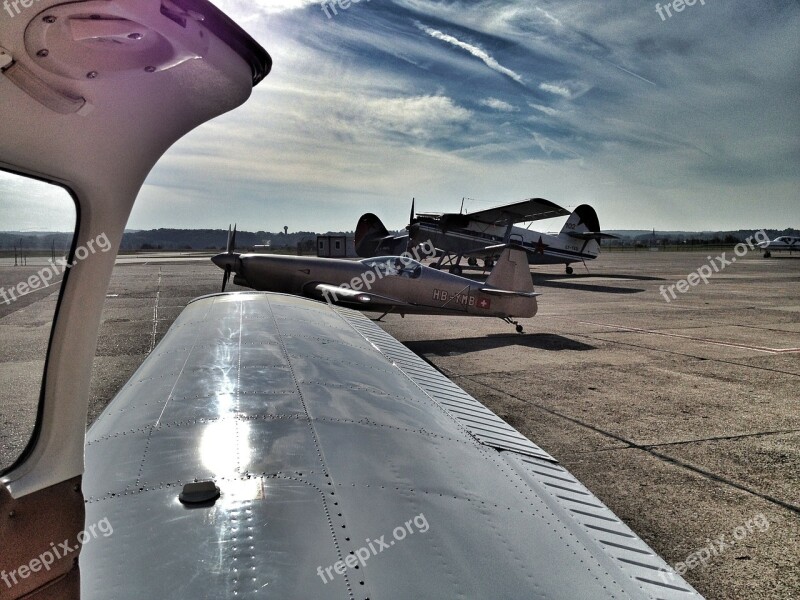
1,250 -> 798,599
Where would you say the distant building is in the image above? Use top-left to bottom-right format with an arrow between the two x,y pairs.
317,235 -> 355,258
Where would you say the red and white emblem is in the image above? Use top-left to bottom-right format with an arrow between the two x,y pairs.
477,298 -> 491,310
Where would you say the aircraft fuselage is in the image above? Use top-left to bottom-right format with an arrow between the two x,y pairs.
229,254 -> 537,318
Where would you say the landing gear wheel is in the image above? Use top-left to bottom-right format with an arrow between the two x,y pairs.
763,251 -> 771,258
467,257 -> 478,267
449,265 -> 463,276
502,317 -> 525,334
565,266 -> 574,275
484,259 -> 494,269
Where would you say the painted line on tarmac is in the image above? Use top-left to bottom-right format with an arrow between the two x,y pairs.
577,321 -> 800,355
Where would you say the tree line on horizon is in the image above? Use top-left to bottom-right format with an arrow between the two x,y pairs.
0,227 -> 796,251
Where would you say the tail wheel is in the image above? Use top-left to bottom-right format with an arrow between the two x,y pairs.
566,265 -> 574,275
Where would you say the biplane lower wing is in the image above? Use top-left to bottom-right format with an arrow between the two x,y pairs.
566,231 -> 620,241
81,292 -> 702,599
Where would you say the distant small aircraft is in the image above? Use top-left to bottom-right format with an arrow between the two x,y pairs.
212,226 -> 538,332
758,235 -> 799,258
356,198 -> 617,275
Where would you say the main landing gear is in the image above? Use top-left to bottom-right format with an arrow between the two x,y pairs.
433,252 -> 465,276
502,317 -> 524,334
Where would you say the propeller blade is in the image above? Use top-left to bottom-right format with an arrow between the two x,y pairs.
410,198 -> 415,224
221,265 -> 231,292
231,224 -> 237,254
225,224 -> 233,254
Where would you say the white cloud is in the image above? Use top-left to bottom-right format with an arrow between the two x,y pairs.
538,80 -> 591,100
359,95 -> 472,137
529,103 -> 559,116
539,82 -> 572,98
534,7 -> 561,26
216,0 -> 319,16
480,98 -> 518,112
415,21 -> 524,84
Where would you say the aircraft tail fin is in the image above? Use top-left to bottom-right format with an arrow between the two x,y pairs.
559,204 -> 600,237
557,204 -> 617,253
355,213 -> 390,257
483,247 -> 534,295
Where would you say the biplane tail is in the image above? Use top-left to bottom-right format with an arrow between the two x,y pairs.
559,205 -> 617,249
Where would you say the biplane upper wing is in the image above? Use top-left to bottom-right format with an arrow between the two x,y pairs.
80,292 -> 703,600
464,197 -> 570,226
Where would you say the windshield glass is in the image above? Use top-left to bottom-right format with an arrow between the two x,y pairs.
0,171 -> 76,472
360,256 -> 423,279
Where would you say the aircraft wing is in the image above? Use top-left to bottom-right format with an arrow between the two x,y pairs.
311,283 -> 412,307
464,197 -> 570,225
81,292 -> 702,599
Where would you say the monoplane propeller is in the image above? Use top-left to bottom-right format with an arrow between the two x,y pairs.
213,224 -> 240,292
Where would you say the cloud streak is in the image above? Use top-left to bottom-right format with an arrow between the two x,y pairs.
414,21 -> 524,84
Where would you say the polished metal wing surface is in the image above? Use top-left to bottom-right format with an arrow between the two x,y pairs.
81,292 -> 702,599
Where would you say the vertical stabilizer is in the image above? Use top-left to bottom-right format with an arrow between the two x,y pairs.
558,204 -> 602,255
559,204 -> 601,236
355,213 -> 391,257
484,248 -> 534,293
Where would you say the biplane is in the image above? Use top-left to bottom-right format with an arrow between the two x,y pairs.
356,199 -> 617,275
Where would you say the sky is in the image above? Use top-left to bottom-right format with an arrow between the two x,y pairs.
3,0 -> 799,232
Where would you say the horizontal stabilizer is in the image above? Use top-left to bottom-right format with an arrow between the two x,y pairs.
481,288 -> 540,298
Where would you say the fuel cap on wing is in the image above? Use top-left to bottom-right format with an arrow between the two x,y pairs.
179,480 -> 220,505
